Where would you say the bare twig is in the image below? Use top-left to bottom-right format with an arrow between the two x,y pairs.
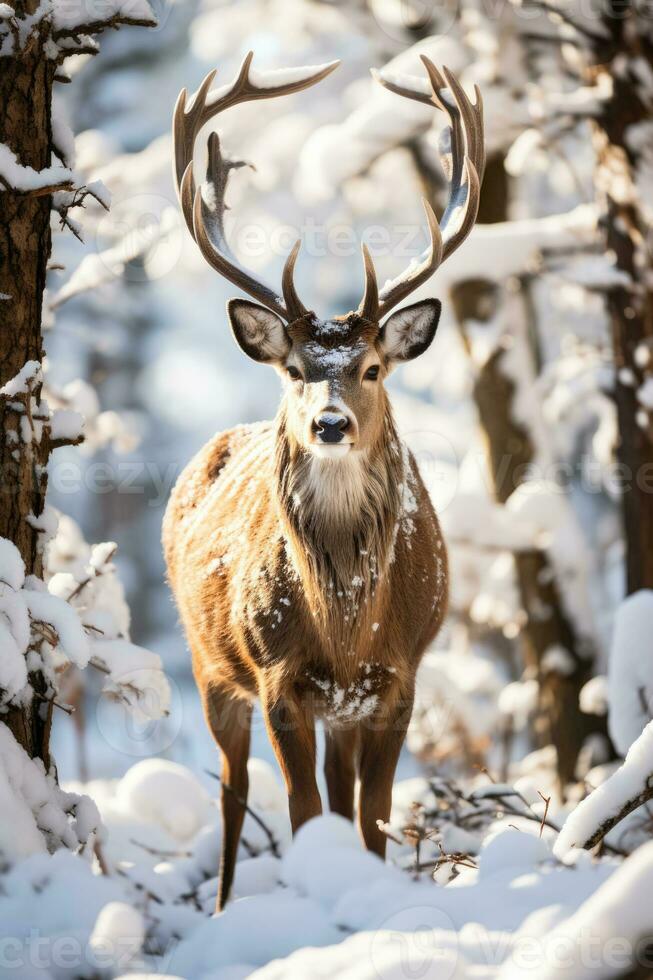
115,866 -> 164,905
376,820 -> 403,847
33,691 -> 74,715
523,0 -> 609,43
66,545 -> 117,602
427,775 -> 627,857
129,838 -> 192,859
205,769 -> 281,858
538,791 -> 551,839
94,837 -> 109,876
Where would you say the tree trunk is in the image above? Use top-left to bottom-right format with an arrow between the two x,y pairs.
449,155 -> 601,786
591,6 -> 653,595
0,3 -> 55,763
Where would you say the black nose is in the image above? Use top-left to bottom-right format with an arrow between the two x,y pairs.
313,413 -> 350,444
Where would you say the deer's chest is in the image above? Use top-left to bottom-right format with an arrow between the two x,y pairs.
302,660 -> 398,726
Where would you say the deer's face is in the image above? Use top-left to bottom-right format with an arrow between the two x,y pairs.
227,299 -> 441,460
176,55 -> 483,465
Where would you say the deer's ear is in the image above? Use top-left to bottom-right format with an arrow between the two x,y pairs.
227,299 -> 290,364
380,299 -> 442,363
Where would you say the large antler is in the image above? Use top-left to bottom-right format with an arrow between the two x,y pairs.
173,52 -> 339,321
359,57 -> 485,322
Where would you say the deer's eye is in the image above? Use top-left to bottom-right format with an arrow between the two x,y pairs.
364,365 -> 380,381
286,365 -> 302,381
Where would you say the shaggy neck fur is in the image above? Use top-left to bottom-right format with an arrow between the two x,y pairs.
274,398 -> 404,650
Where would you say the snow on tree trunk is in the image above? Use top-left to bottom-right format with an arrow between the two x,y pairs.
591,2 -> 653,594
0,0 -> 57,763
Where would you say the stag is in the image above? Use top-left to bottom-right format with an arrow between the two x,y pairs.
163,52 -> 484,909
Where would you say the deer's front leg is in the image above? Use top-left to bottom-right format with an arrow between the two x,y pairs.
262,688 -> 322,833
357,688 -> 414,856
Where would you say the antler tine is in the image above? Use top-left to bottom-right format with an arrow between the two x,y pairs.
173,69 -> 217,192
192,184 -> 288,319
172,52 -> 340,319
440,64 -> 484,182
371,59 -> 485,320
282,240 -> 308,322
376,199 -> 443,321
358,243 -> 379,321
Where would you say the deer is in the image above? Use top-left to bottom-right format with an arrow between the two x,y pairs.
163,51 -> 485,910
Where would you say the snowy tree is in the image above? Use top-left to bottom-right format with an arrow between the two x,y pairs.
589,2 -> 653,594
0,1 -> 166,774
518,0 -> 653,596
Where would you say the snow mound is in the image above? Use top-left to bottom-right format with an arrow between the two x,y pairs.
0,759 -> 646,979
115,758 -> 212,842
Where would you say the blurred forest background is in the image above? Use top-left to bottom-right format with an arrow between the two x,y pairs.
30,0 -> 652,830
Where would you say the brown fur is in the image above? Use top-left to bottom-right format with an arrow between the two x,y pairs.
163,314 -> 448,910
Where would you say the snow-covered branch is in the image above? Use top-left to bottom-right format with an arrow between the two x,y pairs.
50,0 -> 156,41
0,144 -> 74,196
555,720 -> 653,856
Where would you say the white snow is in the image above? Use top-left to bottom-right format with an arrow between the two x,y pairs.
0,747 -> 647,980
580,675 -> 608,716
89,902 -> 146,973
0,360 -> 41,398
23,587 -> 90,668
607,591 -> 653,755
0,144 -> 74,193
49,407 -> 84,443
90,638 -> 170,720
249,63 -> 340,89
0,538 -> 26,590
500,841 -> 653,980
0,725 -> 100,860
52,0 -> 157,32
114,759 -> 212,842
637,376 -> 653,409
499,679 -> 539,729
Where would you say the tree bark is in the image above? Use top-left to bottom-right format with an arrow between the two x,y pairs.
0,3 -> 56,762
592,4 -> 653,594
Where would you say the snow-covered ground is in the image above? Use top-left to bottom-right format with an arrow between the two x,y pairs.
4,752 -> 650,980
